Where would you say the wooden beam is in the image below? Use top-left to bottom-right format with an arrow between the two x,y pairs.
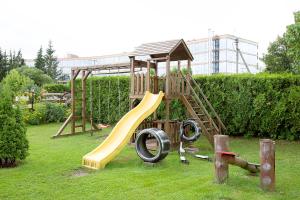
177,60 -> 181,71
130,57 -> 135,95
146,60 -> 150,91
72,69 -> 81,80
166,56 -> 170,96
53,114 -> 72,138
187,59 -> 191,95
71,70 -> 76,134
82,70 -> 86,132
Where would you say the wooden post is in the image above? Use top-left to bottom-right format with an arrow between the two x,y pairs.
130,57 -> 135,96
165,99 -> 170,134
146,60 -> 150,91
71,69 -> 76,134
260,139 -> 275,191
82,70 -> 86,132
177,60 -> 181,71
187,59 -> 191,95
165,56 -> 170,96
214,135 -> 229,184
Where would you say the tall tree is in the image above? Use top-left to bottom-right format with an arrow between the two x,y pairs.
285,11 -> 300,74
263,11 -> 300,74
34,46 -> 46,73
44,41 -> 61,79
0,49 -> 8,81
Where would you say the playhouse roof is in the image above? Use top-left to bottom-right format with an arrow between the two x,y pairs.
131,39 -> 194,61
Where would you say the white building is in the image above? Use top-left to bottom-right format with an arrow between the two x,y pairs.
25,34 -> 259,78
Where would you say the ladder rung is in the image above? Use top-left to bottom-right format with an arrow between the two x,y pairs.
75,125 -> 83,128
197,113 -> 205,116
202,121 -> 210,124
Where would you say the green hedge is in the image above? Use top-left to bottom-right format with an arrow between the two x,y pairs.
195,73 -> 300,140
43,83 -> 70,93
75,73 -> 300,140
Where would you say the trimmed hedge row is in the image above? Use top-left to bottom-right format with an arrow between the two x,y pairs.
43,83 -> 70,93
75,73 -> 300,140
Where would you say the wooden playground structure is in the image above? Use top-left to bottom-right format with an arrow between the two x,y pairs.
53,39 -> 226,149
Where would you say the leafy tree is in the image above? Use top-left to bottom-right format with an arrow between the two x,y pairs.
34,46 -> 46,73
16,66 -> 53,86
0,49 -> 8,81
285,11 -> 300,74
1,69 -> 34,99
0,85 -> 29,167
263,36 -> 293,73
44,41 -> 61,80
263,11 -> 300,74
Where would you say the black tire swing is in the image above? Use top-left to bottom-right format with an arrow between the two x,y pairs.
135,128 -> 170,163
179,119 -> 201,142
179,119 -> 201,164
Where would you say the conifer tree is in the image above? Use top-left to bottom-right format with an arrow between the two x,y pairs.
34,46 -> 46,73
44,41 -> 61,79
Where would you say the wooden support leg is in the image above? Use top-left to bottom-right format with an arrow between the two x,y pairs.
214,135 -> 229,184
82,70 -> 86,132
260,139 -> 275,191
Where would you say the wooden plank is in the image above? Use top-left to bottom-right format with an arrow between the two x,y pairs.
53,114 -> 72,138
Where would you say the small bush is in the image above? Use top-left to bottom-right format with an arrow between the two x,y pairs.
0,87 -> 29,167
23,102 -> 69,125
43,83 -> 70,93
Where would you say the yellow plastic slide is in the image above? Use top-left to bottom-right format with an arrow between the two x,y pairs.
82,91 -> 164,169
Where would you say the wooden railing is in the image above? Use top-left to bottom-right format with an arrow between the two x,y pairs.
132,72 -> 190,97
179,71 -> 226,133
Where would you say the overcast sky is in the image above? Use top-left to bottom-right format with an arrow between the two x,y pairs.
0,0 -> 299,59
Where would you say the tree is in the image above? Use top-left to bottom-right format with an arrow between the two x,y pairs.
285,11 -> 300,74
34,46 -> 46,73
1,69 -> 34,99
16,66 -> 53,86
263,11 -> 300,74
263,36 -> 293,73
0,85 -> 29,167
0,49 -> 8,81
44,41 -> 61,80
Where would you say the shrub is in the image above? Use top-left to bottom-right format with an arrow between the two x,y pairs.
0,86 -> 29,167
16,66 -> 53,86
43,83 -> 70,93
1,69 -> 34,99
23,102 -> 69,125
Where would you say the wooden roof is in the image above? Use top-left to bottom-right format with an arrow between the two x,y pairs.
130,39 -> 194,61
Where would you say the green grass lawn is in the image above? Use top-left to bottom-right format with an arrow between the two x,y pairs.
1,123 -> 300,200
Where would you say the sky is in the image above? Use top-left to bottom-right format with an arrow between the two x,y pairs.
0,0 -> 299,59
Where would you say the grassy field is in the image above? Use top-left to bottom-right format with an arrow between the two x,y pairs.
0,123 -> 299,200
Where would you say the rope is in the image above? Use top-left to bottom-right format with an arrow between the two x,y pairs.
118,68 -> 121,119
89,71 -> 93,122
108,78 -> 111,123
98,79 -> 101,123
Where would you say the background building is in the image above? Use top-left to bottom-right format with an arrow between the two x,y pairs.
25,34 -> 259,78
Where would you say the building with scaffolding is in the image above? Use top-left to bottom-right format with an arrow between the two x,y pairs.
25,34 -> 259,77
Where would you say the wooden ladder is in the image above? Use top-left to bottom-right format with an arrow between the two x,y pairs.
179,72 -> 226,146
